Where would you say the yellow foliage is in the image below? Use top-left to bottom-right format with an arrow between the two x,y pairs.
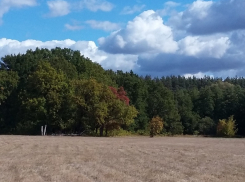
217,115 -> 237,137
149,116 -> 164,137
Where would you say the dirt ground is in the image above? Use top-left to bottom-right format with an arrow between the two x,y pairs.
0,135 -> 244,182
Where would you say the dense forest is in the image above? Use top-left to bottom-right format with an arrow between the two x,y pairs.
1,48 -> 245,136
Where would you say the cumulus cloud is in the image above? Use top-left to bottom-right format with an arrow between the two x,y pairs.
99,10 -> 178,54
0,0 -> 37,23
0,38 -> 75,57
229,30 -> 245,55
47,0 -> 70,17
169,0 -> 245,35
0,38 -> 137,72
70,41 -> 138,70
86,20 -> 120,31
97,8 -> 245,78
134,29 -> 245,77
2,1 -> 245,78
121,4 -> 145,15
136,52 -> 244,77
178,36 -> 230,58
78,0 -> 114,12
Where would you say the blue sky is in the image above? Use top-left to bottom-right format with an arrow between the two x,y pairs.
1,0 -> 193,41
1,0 -> 245,78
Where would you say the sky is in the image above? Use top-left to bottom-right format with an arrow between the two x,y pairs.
0,0 -> 245,78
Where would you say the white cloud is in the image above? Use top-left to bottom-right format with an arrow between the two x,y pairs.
178,36 -> 230,58
0,38 -> 137,72
229,30 -> 245,56
46,0 -> 113,17
65,24 -> 83,30
169,0 -> 245,35
187,0 -> 213,19
0,0 -> 37,23
47,0 -> 70,17
99,10 -> 178,54
164,1 -> 180,7
0,38 -> 75,57
184,72 -> 213,79
156,1 -> 180,17
70,41 -> 138,70
78,0 -> 114,12
121,4 -> 145,15
86,20 -> 120,32
2,1 -> 245,78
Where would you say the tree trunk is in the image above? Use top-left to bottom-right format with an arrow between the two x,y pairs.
100,125 -> 104,137
105,127 -> 108,137
150,130 -> 154,138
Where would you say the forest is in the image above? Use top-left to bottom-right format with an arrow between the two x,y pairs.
0,47 -> 244,136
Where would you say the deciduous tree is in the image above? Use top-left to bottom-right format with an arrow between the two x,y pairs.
217,115 -> 237,137
149,116 -> 163,137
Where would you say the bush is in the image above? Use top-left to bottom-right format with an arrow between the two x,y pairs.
193,130 -> 199,135
149,116 -> 163,137
217,115 -> 237,137
169,122 -> 183,135
198,117 -> 215,135
107,128 -> 132,136
137,129 -> 149,136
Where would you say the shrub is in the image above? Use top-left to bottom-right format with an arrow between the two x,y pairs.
217,115 -> 237,137
107,128 -> 132,136
169,122 -> 183,135
149,116 -> 163,137
137,129 -> 149,136
193,130 -> 199,135
198,117 -> 215,135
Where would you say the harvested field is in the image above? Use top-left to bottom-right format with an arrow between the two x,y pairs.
0,135 -> 245,182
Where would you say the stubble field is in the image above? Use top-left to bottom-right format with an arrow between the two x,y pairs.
0,135 -> 245,182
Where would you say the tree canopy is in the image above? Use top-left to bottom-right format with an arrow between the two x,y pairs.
1,47 -> 245,136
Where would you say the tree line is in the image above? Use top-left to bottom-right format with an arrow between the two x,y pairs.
0,48 -> 244,136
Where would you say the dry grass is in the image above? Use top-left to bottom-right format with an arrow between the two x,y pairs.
0,135 -> 245,182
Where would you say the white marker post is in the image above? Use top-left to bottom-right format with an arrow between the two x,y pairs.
44,125 -> 47,136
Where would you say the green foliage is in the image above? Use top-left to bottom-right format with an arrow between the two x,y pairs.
2,47 -> 245,137
0,70 -> 19,104
111,71 -> 149,131
107,128 -> 132,137
146,79 -> 180,133
198,117 -> 215,135
136,129 -> 150,136
149,116 -> 164,137
169,122 -> 183,135
18,61 -> 70,134
175,90 -> 198,134
217,116 -> 237,137
72,79 -> 138,136
197,87 -> 215,118
193,130 -> 199,135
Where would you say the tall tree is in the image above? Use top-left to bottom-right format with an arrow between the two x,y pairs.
73,79 -> 138,136
0,70 -> 19,133
17,61 -> 70,134
146,79 -> 181,134
197,86 -> 214,118
0,70 -> 19,104
176,90 -> 198,134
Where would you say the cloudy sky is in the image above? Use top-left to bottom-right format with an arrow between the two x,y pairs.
0,0 -> 245,78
